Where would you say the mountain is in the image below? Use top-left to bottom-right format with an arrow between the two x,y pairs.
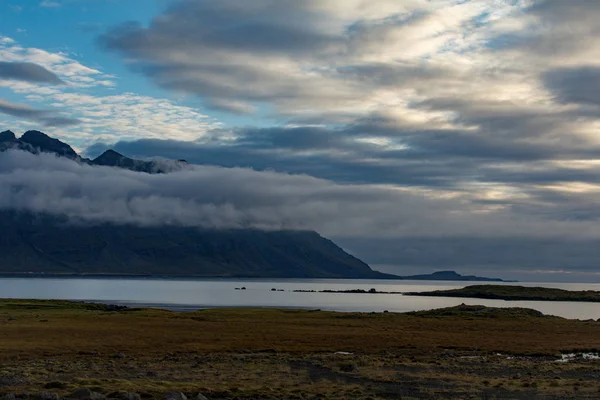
0,129 -> 17,143
399,270 -> 509,282
92,149 -> 169,173
20,130 -> 79,159
0,129 -> 396,278
0,130 -> 173,173
0,210 -> 392,278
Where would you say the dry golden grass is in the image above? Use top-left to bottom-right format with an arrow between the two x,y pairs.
2,300 -> 600,399
2,300 -> 600,360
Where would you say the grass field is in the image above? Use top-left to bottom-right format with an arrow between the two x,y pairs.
1,300 -> 600,399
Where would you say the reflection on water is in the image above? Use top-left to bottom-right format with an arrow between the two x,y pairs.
1,277 -> 599,320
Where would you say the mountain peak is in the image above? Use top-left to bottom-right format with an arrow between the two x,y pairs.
94,149 -> 125,163
0,130 -> 16,142
1,129 -> 172,174
20,130 -> 78,159
92,148 -> 163,173
93,148 -> 135,167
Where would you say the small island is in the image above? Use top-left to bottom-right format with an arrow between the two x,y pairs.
407,285 -> 600,302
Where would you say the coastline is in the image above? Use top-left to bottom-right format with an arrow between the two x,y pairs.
0,272 -> 512,282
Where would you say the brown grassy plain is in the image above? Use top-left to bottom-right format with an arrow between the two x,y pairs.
1,300 -> 600,399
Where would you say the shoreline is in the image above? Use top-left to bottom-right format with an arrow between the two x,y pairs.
0,272 -> 514,282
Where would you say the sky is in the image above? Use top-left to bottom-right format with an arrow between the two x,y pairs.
2,0 -> 600,282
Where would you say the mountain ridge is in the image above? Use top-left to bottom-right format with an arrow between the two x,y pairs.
0,209 -> 394,279
0,131 -> 394,278
0,129 -> 173,173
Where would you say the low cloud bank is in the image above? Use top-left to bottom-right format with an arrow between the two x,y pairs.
2,149 -> 600,240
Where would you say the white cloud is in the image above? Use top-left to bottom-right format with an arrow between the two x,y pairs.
3,149 -> 600,240
0,36 -> 220,148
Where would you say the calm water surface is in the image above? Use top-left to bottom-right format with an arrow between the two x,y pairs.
1,278 -> 599,320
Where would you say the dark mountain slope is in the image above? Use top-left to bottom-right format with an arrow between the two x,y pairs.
19,130 -> 79,159
0,129 -> 393,279
0,210 -> 391,278
0,130 -> 17,142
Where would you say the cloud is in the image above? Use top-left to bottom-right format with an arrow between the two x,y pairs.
543,67 -> 600,106
0,37 -> 219,148
84,119 -> 600,189
0,99 -> 80,127
204,98 -> 257,115
492,0 -> 600,65
5,148 -> 600,240
0,61 -> 65,84
40,1 -> 60,7
100,0 -> 512,122
95,0 -> 600,193
5,148 -> 600,279
0,36 -> 112,88
337,237 -> 600,280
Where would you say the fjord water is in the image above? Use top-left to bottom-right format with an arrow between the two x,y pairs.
1,278 -> 599,320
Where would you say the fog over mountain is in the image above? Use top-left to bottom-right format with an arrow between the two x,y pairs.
4,142 -> 599,239
1,133 -> 600,281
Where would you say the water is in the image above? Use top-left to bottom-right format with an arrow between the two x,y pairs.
1,277 -> 599,320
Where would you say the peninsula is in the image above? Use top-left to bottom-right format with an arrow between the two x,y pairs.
408,285 -> 600,302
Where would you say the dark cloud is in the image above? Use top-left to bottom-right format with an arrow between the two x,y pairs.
488,0 -> 600,58
100,1 -> 338,55
0,61 -> 64,84
85,120 -> 600,190
39,116 -> 82,127
544,67 -> 600,106
84,132 -> 467,188
337,63 -> 458,87
0,99 -> 80,127
97,1 -> 378,117
527,0 -> 600,25
0,100 -> 79,127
